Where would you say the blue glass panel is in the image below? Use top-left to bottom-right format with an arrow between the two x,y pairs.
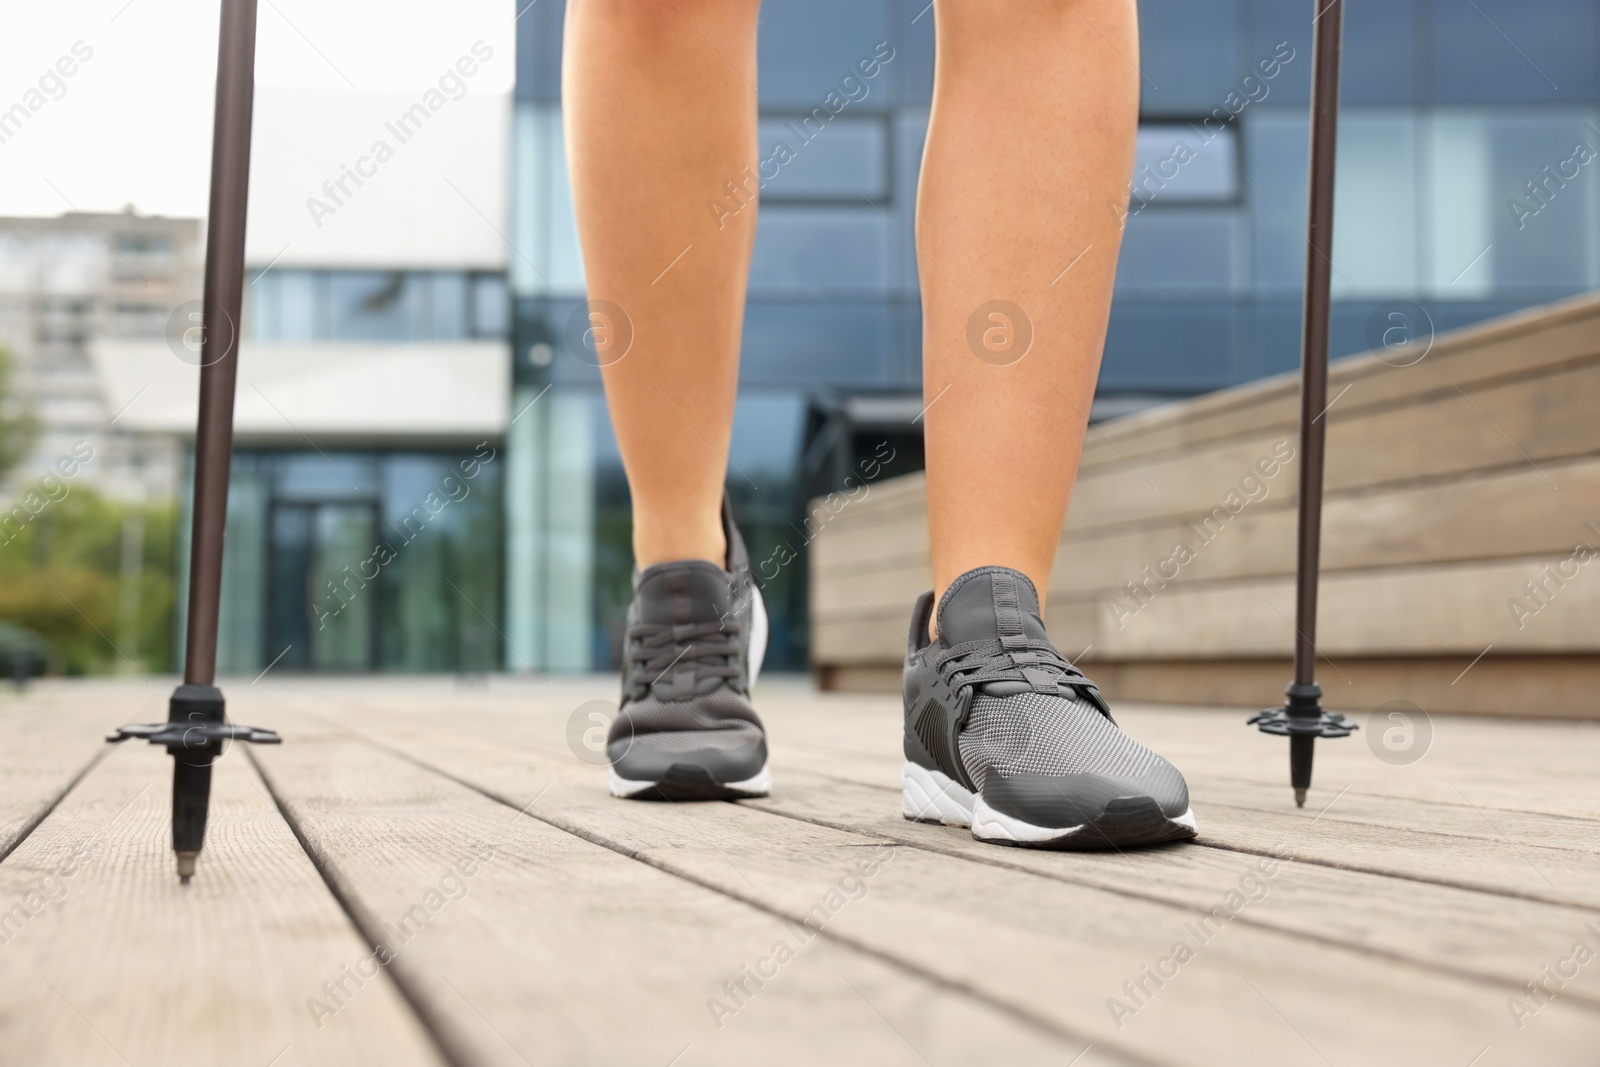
729,392 -> 807,488
1101,302 -> 1243,392
755,117 -> 889,200
1138,0 -> 1241,116
247,271 -> 278,340
1244,108 -> 1310,296
1483,114 -> 1598,293
1427,0 -> 1597,103
1250,300 -> 1303,379
1328,298 -> 1385,361
261,270 -> 318,343
472,274 -> 510,337
1343,0 -> 1418,103
514,0 -> 564,103
891,112 -> 928,294
897,0 -> 936,105
740,300 -> 896,387
271,453 -> 381,501
748,208 -> 892,297
1116,210 -> 1241,295
429,272 -> 468,340
758,1 -> 894,108
1428,298 -> 1561,335
327,272 -> 420,341
1331,111 -> 1420,299
1133,124 -> 1240,204
1245,1 -> 1313,107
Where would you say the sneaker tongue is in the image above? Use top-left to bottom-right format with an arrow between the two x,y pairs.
634,560 -> 733,626
935,567 -> 1050,648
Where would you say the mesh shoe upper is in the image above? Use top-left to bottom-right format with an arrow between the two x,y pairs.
960,690 -> 1160,792
904,566 -> 1189,821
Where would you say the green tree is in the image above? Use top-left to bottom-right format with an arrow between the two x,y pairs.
0,486 -> 178,676
0,348 -> 40,481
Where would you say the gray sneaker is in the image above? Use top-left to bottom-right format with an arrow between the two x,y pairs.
901,566 -> 1197,849
607,494 -> 770,800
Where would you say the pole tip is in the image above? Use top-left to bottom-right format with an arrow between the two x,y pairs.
176,851 -> 198,882
1294,788 -> 1307,808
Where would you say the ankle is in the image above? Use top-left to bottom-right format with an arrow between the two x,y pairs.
632,514 -> 726,571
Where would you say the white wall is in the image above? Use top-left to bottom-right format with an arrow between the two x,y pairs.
246,85 -> 510,270
90,339 -> 508,440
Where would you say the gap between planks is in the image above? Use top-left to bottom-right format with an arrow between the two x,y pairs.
329,723 -> 1133,1065
304,707 -> 1600,1065
247,746 -> 486,1067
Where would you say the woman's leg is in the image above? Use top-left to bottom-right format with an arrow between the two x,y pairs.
563,0 -> 762,568
903,6 -> 1196,850
917,0 -> 1139,613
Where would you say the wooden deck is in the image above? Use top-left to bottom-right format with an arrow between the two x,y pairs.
2,677 -> 1597,1066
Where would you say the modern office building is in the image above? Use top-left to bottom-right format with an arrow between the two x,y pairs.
90,83 -> 514,676
0,210 -> 202,502
43,2 -> 1595,678
506,0 -> 1600,673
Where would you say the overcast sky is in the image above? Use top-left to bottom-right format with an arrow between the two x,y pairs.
0,0 -> 516,219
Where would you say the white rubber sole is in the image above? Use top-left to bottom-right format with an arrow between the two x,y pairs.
748,585 -> 768,688
901,761 -> 1198,848
901,759 -> 977,827
609,763 -> 771,799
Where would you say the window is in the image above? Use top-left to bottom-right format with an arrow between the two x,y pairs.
1131,124 -> 1240,211
247,270 -> 512,341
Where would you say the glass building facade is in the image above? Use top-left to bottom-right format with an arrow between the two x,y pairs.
512,0 -> 1600,673
182,448 -> 504,675
247,270 -> 509,343
180,259 -> 513,675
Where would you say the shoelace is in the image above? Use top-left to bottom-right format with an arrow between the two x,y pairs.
630,620 -> 741,687
932,637 -> 1103,704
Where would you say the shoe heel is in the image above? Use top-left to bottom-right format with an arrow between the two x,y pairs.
900,761 -> 975,828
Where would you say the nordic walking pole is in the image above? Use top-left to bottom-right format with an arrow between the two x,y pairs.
1247,0 -> 1357,807
109,0 -> 280,882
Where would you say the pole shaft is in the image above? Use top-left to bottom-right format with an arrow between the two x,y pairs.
184,0 -> 260,685
1292,0 -> 1343,692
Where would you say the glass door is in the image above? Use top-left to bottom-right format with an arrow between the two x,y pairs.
267,501 -> 379,670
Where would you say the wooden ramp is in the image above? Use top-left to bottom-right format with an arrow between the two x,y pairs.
1,676 -> 1596,1066
809,291 -> 1600,717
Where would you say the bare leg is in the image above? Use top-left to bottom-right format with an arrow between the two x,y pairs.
563,0 -> 761,568
918,1 -> 1139,614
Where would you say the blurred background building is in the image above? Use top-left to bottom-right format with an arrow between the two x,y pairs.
2,0 -> 1597,678
507,0 -> 1600,675
0,210 -> 200,500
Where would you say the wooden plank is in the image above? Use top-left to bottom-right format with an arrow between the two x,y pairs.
1058,456 -> 1600,595
818,552 -> 1600,661
1083,701 -> 1600,821
807,300 -> 1600,687
743,767 -> 1600,1010
809,507 -> 928,574
1081,654 -> 1600,721
751,695 -> 1600,909
807,352 -> 1600,551
1073,360 -> 1600,530
321,692 -> 1600,1067
809,616 -> 909,666
0,697 -> 113,861
250,710 -> 1088,1067
1074,556 -> 1600,658
753,686 -> 1600,821
0,738 -> 443,1067
811,563 -> 928,623
1079,293 -> 1600,469
814,457 -> 1600,619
